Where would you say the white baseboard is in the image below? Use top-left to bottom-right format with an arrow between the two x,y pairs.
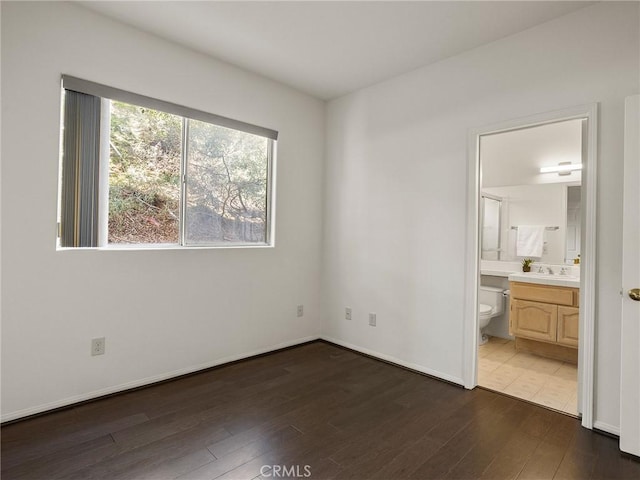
320,335 -> 465,386
593,420 -> 620,436
1,335 -> 320,423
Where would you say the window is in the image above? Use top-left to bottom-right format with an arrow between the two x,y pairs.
58,76 -> 276,248
108,100 -> 182,244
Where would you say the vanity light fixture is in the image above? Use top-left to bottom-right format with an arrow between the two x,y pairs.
539,161 -> 583,176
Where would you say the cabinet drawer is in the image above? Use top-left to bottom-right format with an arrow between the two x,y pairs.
511,299 -> 557,342
510,282 -> 575,306
558,306 -> 579,348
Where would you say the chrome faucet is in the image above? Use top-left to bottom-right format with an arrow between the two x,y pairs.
560,267 -> 568,276
547,267 -> 555,275
538,266 -> 545,273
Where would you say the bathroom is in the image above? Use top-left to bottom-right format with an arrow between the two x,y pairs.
477,118 -> 582,416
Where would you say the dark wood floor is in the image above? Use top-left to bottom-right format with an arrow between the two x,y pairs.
2,341 -> 638,480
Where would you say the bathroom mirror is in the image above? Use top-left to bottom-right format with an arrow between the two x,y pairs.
481,183 -> 571,264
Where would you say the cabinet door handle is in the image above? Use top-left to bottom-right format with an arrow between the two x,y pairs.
629,288 -> 640,301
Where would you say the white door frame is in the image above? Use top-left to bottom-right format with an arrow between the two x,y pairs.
462,103 -> 598,430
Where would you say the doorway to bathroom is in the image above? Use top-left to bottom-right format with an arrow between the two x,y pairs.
464,105 -> 598,428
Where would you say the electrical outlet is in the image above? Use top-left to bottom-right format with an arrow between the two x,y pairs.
297,305 -> 304,317
369,313 -> 377,327
91,337 -> 105,356
345,307 -> 352,320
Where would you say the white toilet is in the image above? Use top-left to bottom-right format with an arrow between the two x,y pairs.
478,286 -> 506,345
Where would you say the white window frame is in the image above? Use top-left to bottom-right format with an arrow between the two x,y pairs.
59,76 -> 277,250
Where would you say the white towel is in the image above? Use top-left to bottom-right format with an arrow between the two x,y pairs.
516,225 -> 544,257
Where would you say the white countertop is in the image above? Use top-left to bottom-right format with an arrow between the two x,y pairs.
480,270 -> 512,277
480,261 -> 522,277
508,272 -> 580,288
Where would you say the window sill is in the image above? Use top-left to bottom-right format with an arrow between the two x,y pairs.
56,243 -> 274,252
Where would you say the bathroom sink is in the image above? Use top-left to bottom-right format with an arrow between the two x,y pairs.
508,272 -> 580,288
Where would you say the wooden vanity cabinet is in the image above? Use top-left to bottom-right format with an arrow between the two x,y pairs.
509,282 -> 579,363
557,306 -> 579,347
511,299 -> 557,342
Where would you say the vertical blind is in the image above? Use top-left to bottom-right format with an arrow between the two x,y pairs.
60,90 -> 101,247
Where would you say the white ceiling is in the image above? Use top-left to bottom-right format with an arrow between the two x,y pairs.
78,1 -> 594,100
481,119 -> 583,188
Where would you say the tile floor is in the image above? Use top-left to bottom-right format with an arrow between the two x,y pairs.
478,336 -> 578,416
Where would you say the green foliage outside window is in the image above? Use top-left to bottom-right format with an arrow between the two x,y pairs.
108,101 -> 269,245
109,101 -> 181,243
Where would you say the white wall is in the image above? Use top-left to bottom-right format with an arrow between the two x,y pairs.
0,2 -> 325,421
323,2 -> 638,432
